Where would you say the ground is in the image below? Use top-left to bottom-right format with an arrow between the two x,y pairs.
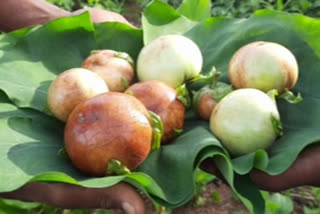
172,180 -> 250,214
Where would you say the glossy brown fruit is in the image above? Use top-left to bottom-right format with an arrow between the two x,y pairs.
197,92 -> 217,120
82,50 -> 134,92
126,80 -> 185,144
64,92 -> 152,176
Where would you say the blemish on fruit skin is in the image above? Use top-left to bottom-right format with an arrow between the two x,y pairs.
256,41 -> 265,46
77,113 -> 85,123
91,112 -> 99,121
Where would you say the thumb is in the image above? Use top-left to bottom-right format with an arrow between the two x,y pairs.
72,8 -> 134,27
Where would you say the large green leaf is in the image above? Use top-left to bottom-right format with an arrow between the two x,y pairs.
141,0 -> 197,44
177,0 -> 211,21
0,13 -> 95,112
0,91 -> 230,208
1,2 -> 320,214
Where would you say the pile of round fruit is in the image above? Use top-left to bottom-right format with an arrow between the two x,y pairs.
47,34 -> 300,177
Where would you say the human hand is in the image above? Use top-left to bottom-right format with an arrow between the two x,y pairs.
72,8 -> 134,27
250,143 -> 320,191
0,182 -> 146,214
200,143 -> 320,192
0,0 -> 133,32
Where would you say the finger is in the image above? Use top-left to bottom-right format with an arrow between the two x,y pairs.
250,143 -> 320,191
0,182 -> 145,214
199,158 -> 226,181
72,8 -> 135,27
250,169 -> 298,192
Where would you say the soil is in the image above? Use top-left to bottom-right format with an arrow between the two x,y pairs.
172,180 -> 250,214
171,183 -> 318,214
122,2 -> 143,27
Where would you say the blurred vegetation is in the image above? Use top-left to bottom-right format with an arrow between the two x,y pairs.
209,0 -> 320,18
46,0 -> 320,17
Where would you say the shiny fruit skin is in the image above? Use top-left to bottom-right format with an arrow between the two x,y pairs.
210,88 -> 280,156
228,41 -> 298,93
126,80 -> 185,144
64,92 -> 152,176
47,68 -> 108,122
82,50 -> 134,92
198,92 -> 217,120
137,35 -> 203,88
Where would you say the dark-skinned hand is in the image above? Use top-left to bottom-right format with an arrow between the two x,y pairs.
0,0 -> 134,32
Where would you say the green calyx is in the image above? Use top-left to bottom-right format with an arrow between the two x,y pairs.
279,90 -> 303,104
174,129 -> 183,137
267,89 -> 303,104
114,51 -> 135,68
176,84 -> 191,108
209,82 -> 233,101
192,82 -> 233,112
192,66 -> 233,111
189,66 -> 219,85
106,159 -> 131,176
89,50 -> 135,68
121,76 -> 130,90
90,50 -> 100,55
267,89 -> 279,102
43,104 -> 53,117
57,148 -> 69,158
271,114 -> 283,137
149,111 -> 164,152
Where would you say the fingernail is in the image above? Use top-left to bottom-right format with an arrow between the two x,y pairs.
122,202 -> 135,214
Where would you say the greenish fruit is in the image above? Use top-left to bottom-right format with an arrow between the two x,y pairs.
136,34 -> 203,88
228,41 -> 299,93
209,88 -> 281,156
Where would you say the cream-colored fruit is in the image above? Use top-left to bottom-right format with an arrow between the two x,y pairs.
210,88 -> 280,156
228,41 -> 298,93
47,68 -> 108,122
137,34 -> 203,88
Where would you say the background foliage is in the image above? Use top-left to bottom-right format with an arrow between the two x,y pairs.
46,0 -> 320,17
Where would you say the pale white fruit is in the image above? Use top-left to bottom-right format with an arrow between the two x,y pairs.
228,41 -> 298,93
47,68 -> 109,122
137,34 -> 203,88
210,88 -> 280,156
